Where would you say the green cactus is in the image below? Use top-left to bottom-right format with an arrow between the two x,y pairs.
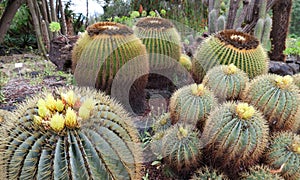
292,73 -> 300,89
258,0 -> 267,19
217,15 -> 226,32
209,9 -> 218,34
262,15 -> 272,50
242,74 -> 300,132
202,64 -> 249,102
240,165 -> 284,180
192,29 -> 269,82
0,87 -> 142,180
169,83 -> 217,130
264,132 -> 300,180
254,18 -> 264,41
202,102 -> 269,176
153,112 -> 172,133
133,17 -> 181,71
72,22 -> 149,114
161,123 -> 201,172
191,166 -> 229,180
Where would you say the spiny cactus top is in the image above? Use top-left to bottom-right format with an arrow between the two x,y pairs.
202,102 -> 269,174
203,64 -> 249,102
264,132 -> 300,180
242,74 -> 300,132
192,29 -> 269,81
0,87 -> 142,180
240,165 -> 284,180
191,166 -> 229,180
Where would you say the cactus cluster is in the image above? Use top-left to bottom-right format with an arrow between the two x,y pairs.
203,64 -> 249,102
192,29 -> 269,82
242,74 -> 300,132
264,132 -> 300,180
240,165 -> 284,180
0,87 -> 142,179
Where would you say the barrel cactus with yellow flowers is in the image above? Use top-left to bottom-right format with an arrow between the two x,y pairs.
0,87 -> 142,180
192,29 -> 269,82
264,132 -> 300,180
72,22 -> 149,114
203,64 -> 249,102
240,165 -> 284,180
202,102 -> 269,177
169,83 -> 217,130
242,74 -> 300,132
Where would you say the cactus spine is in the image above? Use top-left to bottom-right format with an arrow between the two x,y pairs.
240,165 -> 284,180
202,64 -> 249,102
169,83 -> 217,130
191,166 -> 229,180
264,132 -> 300,180
202,102 -> 269,175
242,74 -> 300,132
0,87 -> 142,179
192,29 -> 269,82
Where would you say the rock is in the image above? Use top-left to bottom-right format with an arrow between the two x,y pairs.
269,61 -> 294,76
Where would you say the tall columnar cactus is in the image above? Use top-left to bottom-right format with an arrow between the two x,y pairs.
240,165 -> 284,180
161,123 -> 201,172
202,102 -> 269,176
0,87 -> 142,180
169,83 -> 217,130
191,166 -> 229,180
133,17 -> 181,71
72,22 -> 149,114
202,64 -> 249,102
242,74 -> 300,132
264,132 -> 300,180
192,29 -> 269,82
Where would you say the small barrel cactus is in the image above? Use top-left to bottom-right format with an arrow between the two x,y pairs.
169,83 -> 217,130
191,166 -> 229,180
242,74 -> 300,132
192,29 -> 269,82
73,22 -> 149,114
293,73 -> 300,89
202,64 -> 249,102
161,123 -> 201,172
202,102 -> 269,175
152,112 -> 172,134
264,132 -> 300,180
240,165 -> 284,180
0,87 -> 142,179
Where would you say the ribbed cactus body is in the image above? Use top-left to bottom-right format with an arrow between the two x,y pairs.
161,124 -> 201,172
169,83 -> 217,130
293,73 -> 300,89
203,64 -> 249,102
133,17 -> 181,71
0,87 -> 142,180
202,102 -> 269,173
240,165 -> 284,180
191,166 -> 229,180
152,112 -> 172,133
242,74 -> 300,132
254,18 -> 264,41
192,30 -> 269,82
265,132 -> 300,180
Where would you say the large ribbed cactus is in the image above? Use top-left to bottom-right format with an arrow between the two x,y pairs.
203,64 -> 249,102
133,17 -> 181,71
202,102 -> 269,176
0,87 -> 142,179
242,74 -> 300,132
191,166 -> 229,180
73,22 -> 149,114
240,165 -> 284,180
264,132 -> 300,180
169,83 -> 217,130
192,29 -> 269,82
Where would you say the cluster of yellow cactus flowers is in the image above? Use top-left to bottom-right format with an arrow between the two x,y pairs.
224,64 -> 238,75
33,90 -> 95,132
191,84 -> 205,96
236,103 -> 255,120
178,126 -> 188,138
275,75 -> 294,89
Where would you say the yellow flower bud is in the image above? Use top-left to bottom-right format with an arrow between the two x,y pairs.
55,99 -> 65,112
225,64 -> 238,75
81,98 -> 95,110
78,106 -> 91,120
236,103 -> 255,120
38,105 -> 50,118
178,126 -> 188,138
275,75 -> 293,89
292,143 -> 300,154
37,99 -> 46,109
61,90 -> 77,107
33,115 -> 43,125
50,113 -> 65,132
65,107 -> 77,128
179,54 -> 192,71
45,94 -> 56,111
191,84 -> 205,96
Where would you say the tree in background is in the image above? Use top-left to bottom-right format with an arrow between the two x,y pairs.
290,0 -> 300,36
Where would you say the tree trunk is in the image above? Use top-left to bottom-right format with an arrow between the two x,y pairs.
58,0 -> 67,35
85,0 -> 89,27
0,0 -> 26,43
269,0 -> 293,62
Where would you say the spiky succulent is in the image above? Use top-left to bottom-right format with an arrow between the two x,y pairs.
73,22 -> 149,114
240,165 -> 284,180
192,29 -> 269,82
203,64 -> 249,102
242,74 -> 300,132
152,112 -> 172,133
293,73 -> 300,89
202,102 -> 269,175
191,166 -> 229,180
169,83 -> 217,130
179,54 -> 192,71
161,123 -> 201,172
0,87 -> 142,180
264,132 -> 300,180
